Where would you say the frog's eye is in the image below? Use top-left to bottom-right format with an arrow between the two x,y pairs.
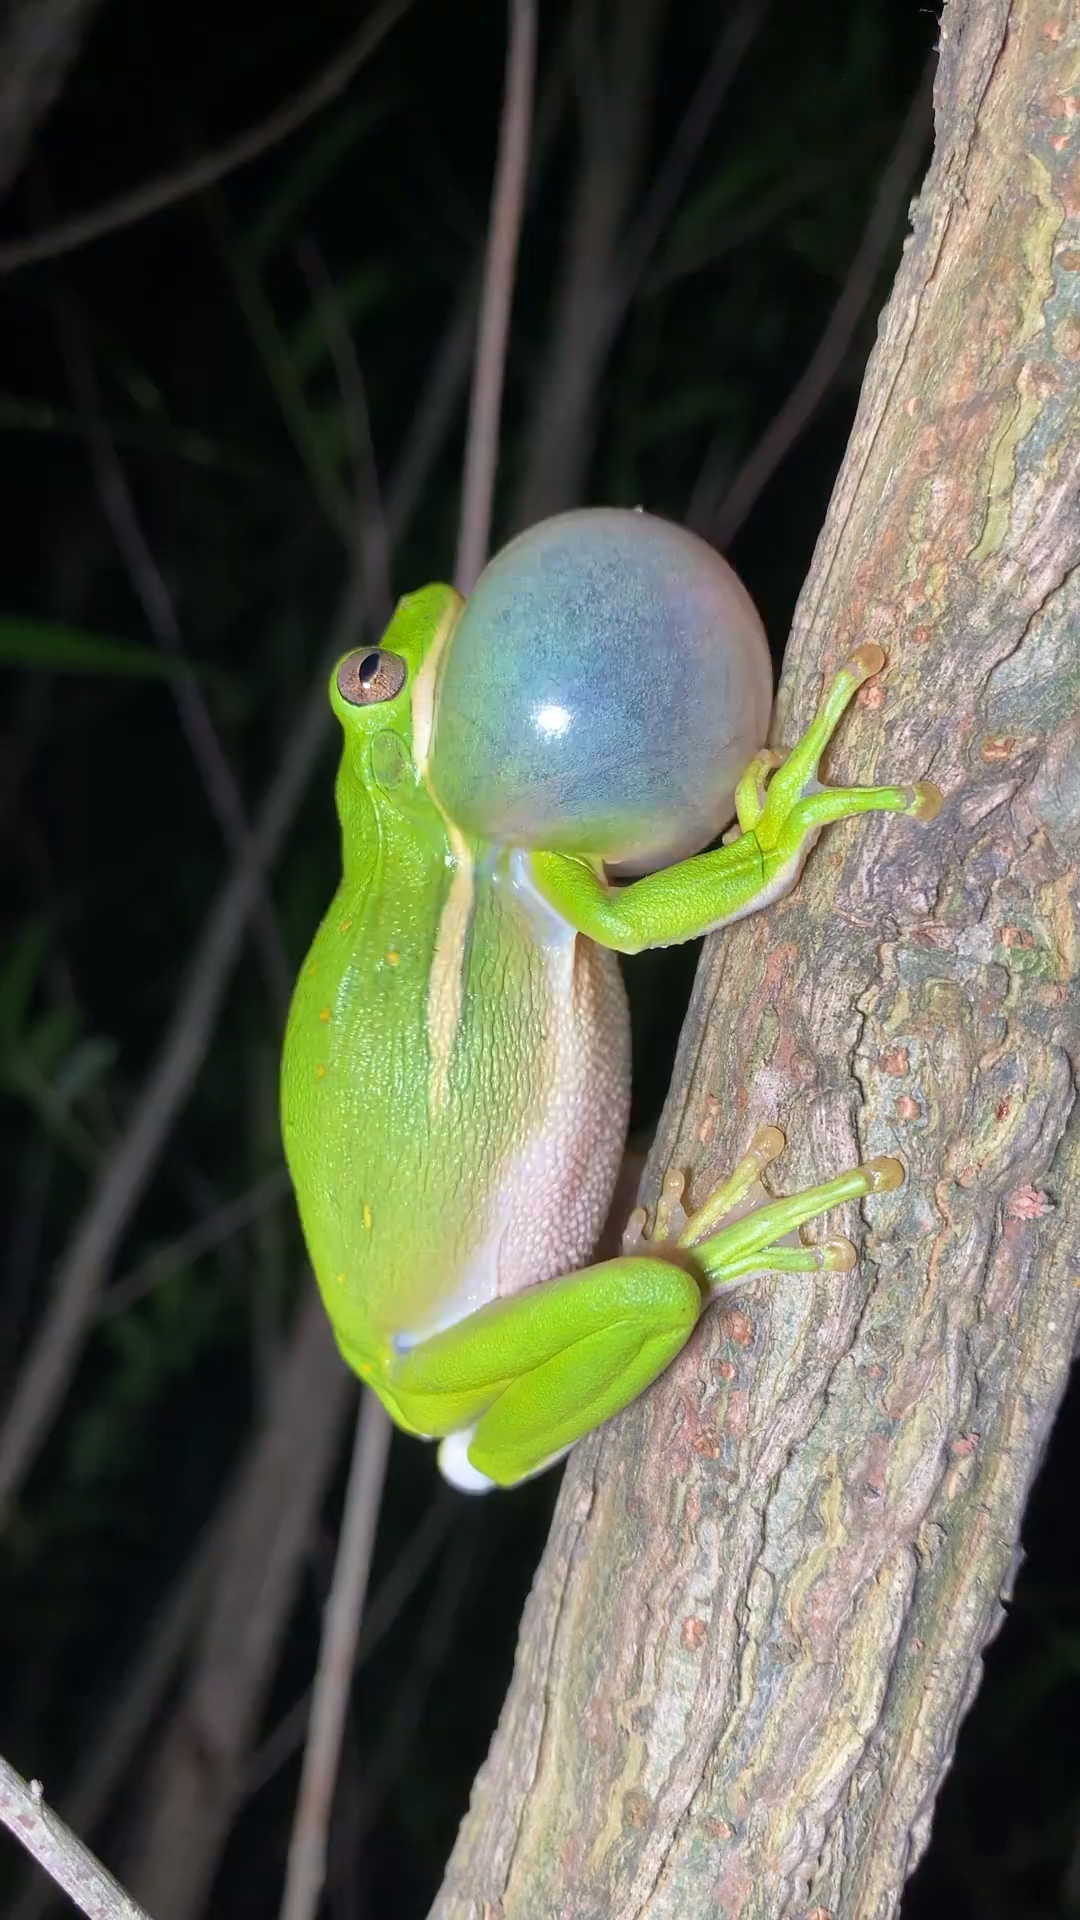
336,649 -> 408,706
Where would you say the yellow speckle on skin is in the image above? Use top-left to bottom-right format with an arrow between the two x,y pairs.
339,916 -> 352,933
362,1202 -> 373,1231
318,1006 -> 331,1024
386,948 -> 400,966
335,1271 -> 346,1286
315,1063 -> 327,1080
306,961 -> 317,978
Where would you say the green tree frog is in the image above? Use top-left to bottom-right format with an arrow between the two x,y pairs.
280,508 -> 939,1491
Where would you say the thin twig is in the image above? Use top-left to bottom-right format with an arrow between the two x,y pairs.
511,0 -> 666,527
381,19 -> 572,545
57,305 -> 292,1014
0,1755 -> 151,1920
278,1392 -> 392,1920
0,0 -> 413,274
454,0 -> 537,594
119,1294 -> 354,1916
98,1170 -> 290,1319
0,391 -> 288,486
347,1518 -> 478,1863
241,1490 -> 458,1804
613,0 -> 768,306
295,236 -> 393,631
0,0 -> 105,201
213,198 -> 357,546
10,1521 -> 221,1920
698,57 -> 935,550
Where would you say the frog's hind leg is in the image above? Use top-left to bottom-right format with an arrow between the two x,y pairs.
389,1256 -> 703,1490
398,1132 -> 903,1492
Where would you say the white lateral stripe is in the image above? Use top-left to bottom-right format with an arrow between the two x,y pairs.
410,593 -> 460,774
427,820 -> 474,1111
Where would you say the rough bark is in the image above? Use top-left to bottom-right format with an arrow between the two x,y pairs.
430,3 -> 1080,1916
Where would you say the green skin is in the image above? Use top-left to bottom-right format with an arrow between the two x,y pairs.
280,584 -> 938,1491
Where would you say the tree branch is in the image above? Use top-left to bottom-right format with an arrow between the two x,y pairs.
56,303 -> 293,1014
454,0 -> 536,595
0,1755 -> 150,1920
121,1294 -> 354,1920
278,1392 -> 392,1920
0,0 -> 411,271
0,0 -> 105,202
430,3 -> 1080,1914
693,55 -> 934,549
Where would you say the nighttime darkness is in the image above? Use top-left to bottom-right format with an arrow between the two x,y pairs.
1,3 -> 1078,1917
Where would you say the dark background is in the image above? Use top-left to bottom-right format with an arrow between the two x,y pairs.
1,2 -> 1077,1915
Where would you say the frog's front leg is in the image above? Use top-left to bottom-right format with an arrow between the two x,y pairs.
387,1131 -> 902,1491
527,643 -> 941,952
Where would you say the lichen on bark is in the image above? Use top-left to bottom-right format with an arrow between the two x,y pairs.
430,3 -> 1080,1915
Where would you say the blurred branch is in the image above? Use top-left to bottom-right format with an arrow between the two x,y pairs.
57,304 -> 293,1014
349,1516 -> 477,1864
694,56 -> 934,549
512,0 -> 763,526
643,134 -> 876,297
383,16 -> 572,543
296,236 -> 393,630
0,1754 -> 150,1920
386,281 -> 479,536
121,1293 -> 354,1920
240,1489 -> 457,1803
0,0 -> 105,202
614,0 -> 768,308
513,0 -> 666,526
454,0 -> 536,594
0,0 -> 412,271
214,202 -> 358,545
0,391 -> 288,486
278,1392 -> 392,1920
98,1169 -> 290,1319
0,615 -> 342,1517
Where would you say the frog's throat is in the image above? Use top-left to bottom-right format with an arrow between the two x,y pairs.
426,818 -> 474,1113
408,592 -> 474,1116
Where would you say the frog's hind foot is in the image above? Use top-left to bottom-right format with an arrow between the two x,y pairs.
625,1125 -> 903,1294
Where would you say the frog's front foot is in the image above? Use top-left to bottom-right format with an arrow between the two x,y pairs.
735,643 -> 941,851
624,1125 -> 903,1293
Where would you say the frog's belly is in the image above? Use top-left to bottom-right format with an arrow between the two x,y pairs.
401,933 -> 631,1345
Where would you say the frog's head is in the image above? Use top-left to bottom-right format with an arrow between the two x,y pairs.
330,583 -> 463,796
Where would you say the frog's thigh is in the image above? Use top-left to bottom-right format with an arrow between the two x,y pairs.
391,1257 -> 702,1489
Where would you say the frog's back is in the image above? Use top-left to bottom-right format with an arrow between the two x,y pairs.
280,826 -> 630,1370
